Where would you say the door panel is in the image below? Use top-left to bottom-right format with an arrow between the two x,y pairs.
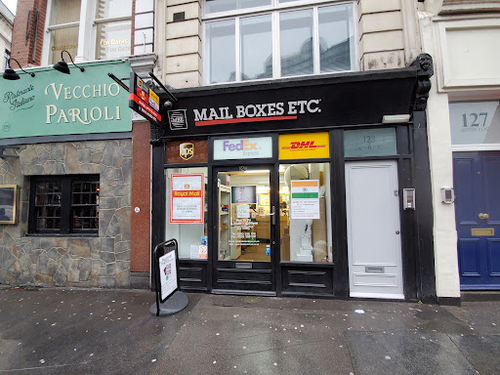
454,152 -> 500,289
345,161 -> 404,299
213,166 -> 276,293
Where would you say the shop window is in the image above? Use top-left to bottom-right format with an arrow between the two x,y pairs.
279,163 -> 333,263
204,1 -> 355,84
30,175 -> 99,234
165,167 -> 208,260
344,128 -> 397,157
46,0 -> 132,64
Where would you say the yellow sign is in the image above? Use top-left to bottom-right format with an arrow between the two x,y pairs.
471,228 -> 494,236
279,132 -> 330,160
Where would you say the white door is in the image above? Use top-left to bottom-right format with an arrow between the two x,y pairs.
345,161 -> 404,299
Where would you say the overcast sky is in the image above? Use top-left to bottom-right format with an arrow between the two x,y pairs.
3,0 -> 17,15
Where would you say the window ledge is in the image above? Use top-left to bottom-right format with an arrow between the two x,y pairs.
26,233 -> 99,238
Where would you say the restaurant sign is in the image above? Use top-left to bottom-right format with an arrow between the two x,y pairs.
1,61 -> 131,139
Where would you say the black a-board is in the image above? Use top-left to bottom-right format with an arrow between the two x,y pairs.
150,239 -> 189,316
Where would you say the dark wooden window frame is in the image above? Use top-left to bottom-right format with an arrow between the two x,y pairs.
29,174 -> 100,235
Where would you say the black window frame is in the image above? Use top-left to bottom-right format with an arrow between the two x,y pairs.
29,174 -> 100,235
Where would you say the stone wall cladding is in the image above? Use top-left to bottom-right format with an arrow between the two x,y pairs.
0,139 -> 132,288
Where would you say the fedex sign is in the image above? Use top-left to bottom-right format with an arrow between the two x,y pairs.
214,137 -> 273,160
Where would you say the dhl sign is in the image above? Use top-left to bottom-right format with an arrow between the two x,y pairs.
279,132 -> 330,160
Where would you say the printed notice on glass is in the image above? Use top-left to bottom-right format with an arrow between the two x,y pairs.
159,251 -> 177,301
170,173 -> 204,223
290,180 -> 320,219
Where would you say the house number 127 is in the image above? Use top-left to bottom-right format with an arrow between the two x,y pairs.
462,112 -> 488,127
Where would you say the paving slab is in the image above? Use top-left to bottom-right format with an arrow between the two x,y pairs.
1,287 -> 499,375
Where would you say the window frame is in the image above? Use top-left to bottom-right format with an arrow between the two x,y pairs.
42,0 -> 132,65
203,0 -> 357,84
29,174 -> 100,236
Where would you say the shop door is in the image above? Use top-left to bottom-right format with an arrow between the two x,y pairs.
213,166 -> 277,294
345,161 -> 404,299
453,152 -> 500,290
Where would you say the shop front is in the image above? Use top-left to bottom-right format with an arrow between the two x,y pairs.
151,56 -> 436,301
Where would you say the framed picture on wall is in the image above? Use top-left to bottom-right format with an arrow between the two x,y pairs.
0,185 -> 18,224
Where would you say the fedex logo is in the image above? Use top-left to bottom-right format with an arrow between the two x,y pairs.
223,139 -> 258,151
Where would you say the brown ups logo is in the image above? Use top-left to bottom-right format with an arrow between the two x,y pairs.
179,142 -> 194,160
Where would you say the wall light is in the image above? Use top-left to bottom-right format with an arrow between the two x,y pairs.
382,114 -> 411,124
53,50 -> 85,74
3,58 -> 35,80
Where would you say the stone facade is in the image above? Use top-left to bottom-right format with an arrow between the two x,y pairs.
0,139 -> 132,288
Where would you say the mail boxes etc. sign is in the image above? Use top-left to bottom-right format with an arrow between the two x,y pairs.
1,61 -> 131,139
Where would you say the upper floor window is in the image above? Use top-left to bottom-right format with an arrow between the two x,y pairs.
204,0 -> 355,84
4,49 -> 10,71
45,0 -> 132,64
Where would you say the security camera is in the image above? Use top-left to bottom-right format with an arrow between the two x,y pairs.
163,100 -> 173,110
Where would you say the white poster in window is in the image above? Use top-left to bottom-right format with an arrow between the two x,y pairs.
290,180 -> 320,219
237,204 -> 250,219
170,174 -> 204,223
159,251 -> 177,301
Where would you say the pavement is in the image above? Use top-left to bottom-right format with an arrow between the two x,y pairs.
0,286 -> 499,375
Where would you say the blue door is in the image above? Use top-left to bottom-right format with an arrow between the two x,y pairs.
453,152 -> 500,290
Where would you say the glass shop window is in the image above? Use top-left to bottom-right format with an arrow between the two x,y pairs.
165,167 -> 209,260
279,163 -> 333,263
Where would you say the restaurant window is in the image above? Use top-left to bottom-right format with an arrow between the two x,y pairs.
165,167 -> 209,260
30,175 -> 100,234
46,0 -> 132,64
204,0 -> 355,84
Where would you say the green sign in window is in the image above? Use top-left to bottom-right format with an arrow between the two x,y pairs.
344,128 -> 397,157
1,61 -> 131,139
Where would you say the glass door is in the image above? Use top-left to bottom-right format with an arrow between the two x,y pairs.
213,165 -> 277,293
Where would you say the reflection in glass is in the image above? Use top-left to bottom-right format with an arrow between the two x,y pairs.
319,4 -> 353,72
205,0 -> 270,14
50,27 -> 79,64
241,15 -> 272,81
49,0 -> 81,64
95,20 -> 132,60
217,170 -> 271,262
279,163 -> 332,263
280,9 -> 313,77
95,0 -> 132,19
207,20 -> 236,83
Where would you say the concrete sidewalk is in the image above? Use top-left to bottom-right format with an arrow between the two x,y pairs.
0,286 -> 499,375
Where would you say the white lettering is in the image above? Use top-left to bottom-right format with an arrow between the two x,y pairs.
44,83 -> 64,100
194,108 -> 208,122
236,105 -> 245,118
57,109 -> 69,123
108,83 -> 120,97
46,104 -> 57,123
90,107 -> 102,121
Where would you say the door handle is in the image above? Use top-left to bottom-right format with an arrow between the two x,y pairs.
478,213 -> 490,219
271,205 -> 276,225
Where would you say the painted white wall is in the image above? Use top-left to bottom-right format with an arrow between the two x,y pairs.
419,4 -> 500,298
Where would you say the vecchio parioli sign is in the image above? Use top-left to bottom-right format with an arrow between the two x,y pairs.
1,61 -> 131,139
